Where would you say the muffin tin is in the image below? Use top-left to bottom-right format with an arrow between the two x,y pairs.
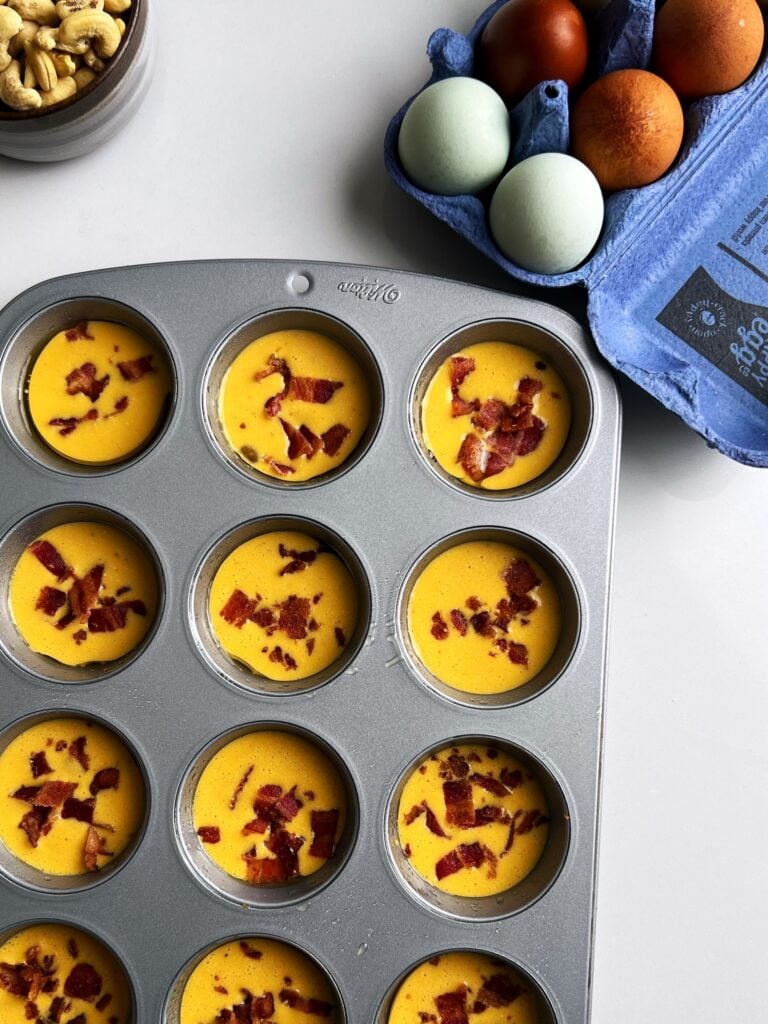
0,259 -> 620,1022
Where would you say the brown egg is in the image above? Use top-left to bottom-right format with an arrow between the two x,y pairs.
571,69 -> 685,191
654,0 -> 765,101
476,0 -> 589,106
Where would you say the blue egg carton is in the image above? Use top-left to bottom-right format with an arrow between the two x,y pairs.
384,0 -> 768,467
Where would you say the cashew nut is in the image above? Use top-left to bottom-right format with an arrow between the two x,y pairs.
0,4 -> 22,71
38,69 -> 72,103
103,0 -> 129,12
9,20 -> 39,57
34,24 -> 58,49
81,43 -> 101,69
0,57 -> 42,107
6,0 -> 57,26
72,63 -> 92,88
56,8 -> 120,56
48,47 -> 74,75
55,0 -> 102,16
23,39 -> 57,89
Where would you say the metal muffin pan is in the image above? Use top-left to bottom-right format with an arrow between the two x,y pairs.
0,259 -> 620,1023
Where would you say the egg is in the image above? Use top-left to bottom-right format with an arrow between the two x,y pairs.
653,0 -> 765,101
489,153 -> 604,274
571,69 -> 684,191
397,77 -> 511,196
476,0 -> 589,106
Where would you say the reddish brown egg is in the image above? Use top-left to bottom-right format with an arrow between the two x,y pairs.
571,69 -> 685,191
653,0 -> 765,101
476,0 -> 589,106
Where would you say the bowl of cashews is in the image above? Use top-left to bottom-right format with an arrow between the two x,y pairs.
0,0 -> 151,161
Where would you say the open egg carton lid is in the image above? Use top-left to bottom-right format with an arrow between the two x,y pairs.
384,0 -> 768,467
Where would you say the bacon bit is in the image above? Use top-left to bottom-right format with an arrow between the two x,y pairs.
450,356 -> 475,390
287,377 -> 343,404
89,767 -> 120,795
95,993 -> 113,1012
321,423 -> 350,457
308,618 -> 319,632
30,751 -> 53,779
458,433 -> 487,482
309,808 -> 339,859
0,962 -> 31,997
239,941 -> 262,960
279,556 -> 316,576
502,558 -> 540,597
474,805 -> 512,828
280,417 -> 315,460
64,962 -> 102,1001
435,988 -> 469,1024
279,543 -> 317,563
472,398 -> 507,432
404,842 -> 412,857
213,984 -> 228,995
451,393 -> 480,418
263,456 -> 295,476
35,586 -> 67,616
404,804 -> 424,826
423,802 -> 450,838
255,354 -> 290,384
19,806 -> 51,847
117,354 -> 155,381
197,826 -> 221,844
441,753 -> 470,779
68,736 -> 89,771
242,817 -> 269,835
67,938 -> 79,959
65,362 -> 109,403
253,783 -> 283,820
483,844 -> 498,880
229,765 -> 254,810
69,564 -> 104,621
443,781 -> 475,828
252,607 -> 275,628
48,995 -> 66,1022
55,611 -> 76,631
469,611 -> 494,638
477,974 -> 524,1008
469,773 -> 509,797
507,641 -> 528,666
12,785 -> 41,802
449,609 -> 467,636
35,780 -> 77,807
83,825 -> 112,871
87,599 -> 145,632
72,628 -> 87,644
65,322 -> 94,341
29,540 -> 71,581
274,785 -> 302,822
518,376 -> 543,398
517,809 -> 548,835
220,589 -> 257,628
334,626 -> 346,648
435,842 -> 485,881
430,611 -> 449,640
55,739 -> 67,751
49,408 -> 99,436
306,637 -> 315,656
62,797 -> 95,824
279,988 -> 334,1017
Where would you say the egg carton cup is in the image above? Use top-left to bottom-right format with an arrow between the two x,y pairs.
384,0 -> 768,467
0,259 -> 620,1022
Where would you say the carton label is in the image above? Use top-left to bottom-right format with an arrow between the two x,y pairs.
656,266 -> 768,405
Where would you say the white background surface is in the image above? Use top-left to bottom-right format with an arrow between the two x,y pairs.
2,2 -> 767,1020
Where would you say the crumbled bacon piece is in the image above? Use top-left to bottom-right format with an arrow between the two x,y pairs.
197,826 -> 221,844
69,565 -> 104,621
253,783 -> 282,820
95,993 -> 112,1012
47,995 -> 66,1022
507,641 -> 528,666
404,804 -> 424,826
450,356 -> 475,390
451,393 -> 480,418
321,423 -> 350,457
274,786 -> 302,822
65,322 -> 94,341
83,825 -> 112,871
68,736 -> 90,770
472,398 -> 506,432
64,962 -> 102,1001
55,611 -> 76,630
29,540 -> 71,581
252,607 -> 275,628
449,609 -> 467,636
279,555 -> 316,576
278,595 -> 311,639
435,988 -> 469,1024
239,941 -> 262,960
477,974 -> 524,1008
89,767 -> 119,795
423,802 -> 450,838
244,829 -> 304,884
474,805 -> 512,828
469,773 -> 509,797
35,586 -> 67,616
0,962 -> 31,997
442,753 -> 470,779
12,785 -> 41,802
470,611 -> 494,637
30,751 -> 53,778
287,377 -> 343,404
220,589 -> 258,628
73,628 -> 88,644
35,780 -> 77,807
279,988 -> 334,1016
430,612 -> 449,640
309,808 -> 339,859
435,842 -> 485,880
19,806 -> 51,847
334,626 -> 346,647
458,433 -> 488,483
117,354 -> 155,381
87,599 -> 145,632
502,558 -> 540,597
65,362 -> 109,403
443,781 -> 474,828
517,376 -> 543,398
62,797 -> 95,824
280,417 -> 316,460
229,765 -> 254,810
466,596 -> 482,611
255,354 -> 290,385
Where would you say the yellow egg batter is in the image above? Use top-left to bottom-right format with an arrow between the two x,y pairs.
218,329 -> 370,481
209,530 -> 357,682
388,951 -> 541,1024
27,320 -> 171,465
407,541 -> 560,695
193,730 -> 346,885
0,718 -> 143,876
9,522 -> 158,668
422,341 -> 571,490
0,922 -> 131,1023
397,744 -> 549,898
179,937 -> 338,1024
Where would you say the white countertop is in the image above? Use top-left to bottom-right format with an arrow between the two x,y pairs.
3,2 -> 767,1020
